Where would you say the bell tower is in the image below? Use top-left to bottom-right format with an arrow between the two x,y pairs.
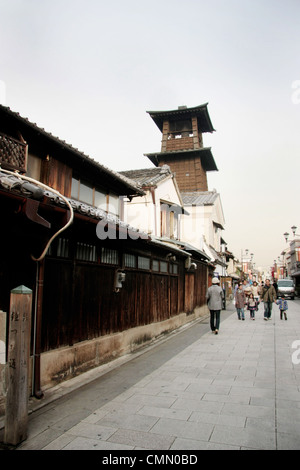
145,104 -> 218,192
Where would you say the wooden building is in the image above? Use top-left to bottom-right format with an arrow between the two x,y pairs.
144,104 -> 218,192
0,105 -> 210,405
144,104 -> 224,284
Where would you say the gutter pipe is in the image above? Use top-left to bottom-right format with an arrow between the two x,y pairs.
0,167 -> 74,397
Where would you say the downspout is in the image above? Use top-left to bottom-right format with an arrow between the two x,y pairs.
150,187 -> 157,236
0,168 -> 74,260
0,167 -> 74,398
32,259 -> 45,398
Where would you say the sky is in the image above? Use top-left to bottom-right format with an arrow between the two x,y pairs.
1,0 -> 300,270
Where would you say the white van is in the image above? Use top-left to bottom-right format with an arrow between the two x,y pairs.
277,279 -> 295,300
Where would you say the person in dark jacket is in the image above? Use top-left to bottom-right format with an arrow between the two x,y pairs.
260,279 -> 277,320
206,277 -> 223,335
235,282 -> 246,320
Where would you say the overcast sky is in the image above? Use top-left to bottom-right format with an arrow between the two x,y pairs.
1,0 -> 299,269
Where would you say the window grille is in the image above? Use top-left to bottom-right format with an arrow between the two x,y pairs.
170,264 -> 178,274
152,260 -> 159,272
57,238 -> 70,258
160,261 -> 168,273
138,256 -> 150,270
124,253 -> 136,268
101,247 -> 118,265
76,242 -> 97,262
0,132 -> 28,172
47,238 -> 70,258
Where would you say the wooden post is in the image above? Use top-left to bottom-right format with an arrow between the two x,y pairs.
4,285 -> 32,446
0,310 -> 7,417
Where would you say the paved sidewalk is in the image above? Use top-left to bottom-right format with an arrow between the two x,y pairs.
4,300 -> 300,450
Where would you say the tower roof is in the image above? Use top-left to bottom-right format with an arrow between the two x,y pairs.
146,104 -> 215,133
144,148 -> 218,172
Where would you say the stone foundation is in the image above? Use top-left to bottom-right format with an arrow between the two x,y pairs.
40,305 -> 208,391
0,305 -> 208,419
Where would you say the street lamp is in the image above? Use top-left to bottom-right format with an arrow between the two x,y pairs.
284,226 -> 300,242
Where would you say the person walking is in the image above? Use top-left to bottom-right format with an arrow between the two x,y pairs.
251,281 -> 260,304
276,296 -> 288,320
247,293 -> 258,320
242,279 -> 251,307
206,277 -> 223,334
260,279 -> 277,320
235,282 -> 246,320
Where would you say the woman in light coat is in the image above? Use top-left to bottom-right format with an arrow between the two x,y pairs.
251,281 -> 260,303
206,277 -> 224,335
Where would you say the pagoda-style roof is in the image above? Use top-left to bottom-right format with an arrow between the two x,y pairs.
146,104 -> 215,133
144,148 -> 218,172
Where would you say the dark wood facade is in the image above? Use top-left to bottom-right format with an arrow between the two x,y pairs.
0,185 -> 207,352
42,245 -> 186,352
0,104 -> 209,396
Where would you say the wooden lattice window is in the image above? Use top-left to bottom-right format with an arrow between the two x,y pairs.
0,132 -> 28,172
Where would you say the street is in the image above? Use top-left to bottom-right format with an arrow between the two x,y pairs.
2,299 -> 300,451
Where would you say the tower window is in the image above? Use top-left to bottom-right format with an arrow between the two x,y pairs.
169,119 -> 193,138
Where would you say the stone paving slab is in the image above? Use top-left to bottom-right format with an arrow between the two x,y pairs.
2,300 -> 300,450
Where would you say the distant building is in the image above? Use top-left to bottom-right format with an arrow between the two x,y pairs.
120,165 -> 185,240
286,239 -> 300,294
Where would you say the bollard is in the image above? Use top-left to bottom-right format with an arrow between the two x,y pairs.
4,285 -> 32,446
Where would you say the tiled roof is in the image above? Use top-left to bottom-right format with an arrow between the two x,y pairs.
0,170 -> 149,238
0,171 -> 196,260
181,191 -> 219,206
146,104 -> 215,133
155,237 -> 209,261
0,105 -> 144,196
144,148 -> 218,172
119,165 -> 172,187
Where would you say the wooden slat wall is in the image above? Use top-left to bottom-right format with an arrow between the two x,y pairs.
41,156 -> 72,197
41,257 -> 206,353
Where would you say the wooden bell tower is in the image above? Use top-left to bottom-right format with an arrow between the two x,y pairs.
145,104 -> 218,192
